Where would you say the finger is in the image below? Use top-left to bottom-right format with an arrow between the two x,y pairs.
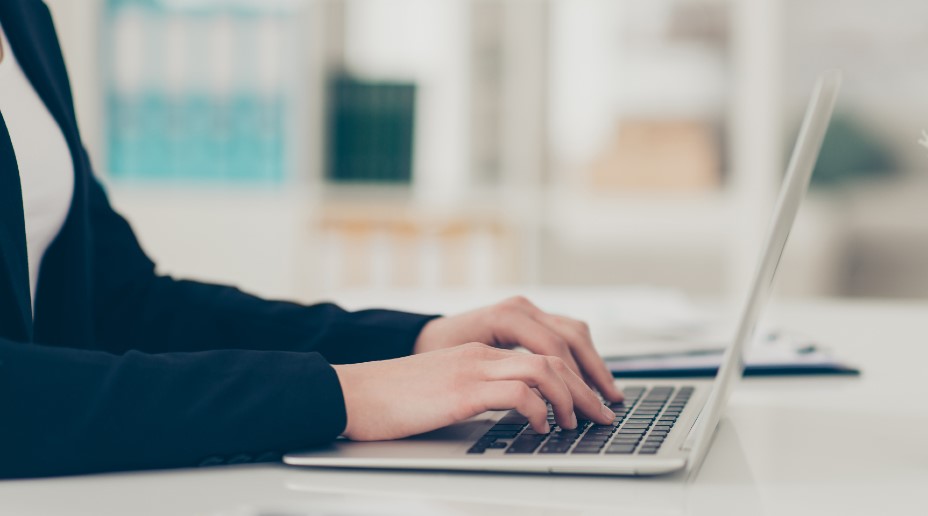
483,354 -> 577,429
492,313 -> 583,378
477,380 -> 550,434
549,356 -> 616,425
483,353 -> 613,426
536,313 -> 624,402
494,298 -> 621,401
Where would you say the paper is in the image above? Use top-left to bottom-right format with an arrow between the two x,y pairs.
605,330 -> 859,377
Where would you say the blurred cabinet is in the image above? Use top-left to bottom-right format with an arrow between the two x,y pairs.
299,199 -> 519,295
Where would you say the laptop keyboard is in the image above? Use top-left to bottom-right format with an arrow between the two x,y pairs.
467,386 -> 694,456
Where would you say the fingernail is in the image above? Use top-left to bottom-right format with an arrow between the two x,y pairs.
542,421 -> 551,434
570,412 -> 578,429
600,404 -> 615,421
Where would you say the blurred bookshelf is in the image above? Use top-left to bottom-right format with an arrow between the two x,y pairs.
101,0 -> 305,184
52,0 -> 895,300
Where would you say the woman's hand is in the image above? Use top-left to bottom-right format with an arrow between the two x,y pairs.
413,296 -> 623,402
332,343 -> 617,441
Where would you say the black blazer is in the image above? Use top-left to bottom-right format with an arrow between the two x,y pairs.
0,0 -> 434,479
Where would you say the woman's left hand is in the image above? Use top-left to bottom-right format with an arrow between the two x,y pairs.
413,296 -> 624,402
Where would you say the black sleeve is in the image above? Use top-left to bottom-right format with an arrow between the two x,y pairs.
83,169 -> 437,362
0,336 -> 346,479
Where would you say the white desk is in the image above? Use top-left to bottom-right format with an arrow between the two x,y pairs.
2,290 -> 926,516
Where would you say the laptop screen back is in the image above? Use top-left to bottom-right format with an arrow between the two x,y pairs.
686,70 -> 842,471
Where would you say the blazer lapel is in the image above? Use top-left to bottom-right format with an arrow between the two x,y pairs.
0,113 -> 32,340
0,0 -> 79,138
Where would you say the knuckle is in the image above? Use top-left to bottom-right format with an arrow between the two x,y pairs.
548,356 -> 569,373
502,295 -> 529,311
461,341 -> 491,357
575,320 -> 591,334
489,302 -> 519,324
511,295 -> 530,306
529,354 -> 551,373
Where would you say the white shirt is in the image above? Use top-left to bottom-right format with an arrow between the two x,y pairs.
0,21 -> 74,312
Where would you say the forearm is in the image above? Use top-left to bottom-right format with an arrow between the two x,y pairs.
93,272 -> 438,361
0,338 -> 345,479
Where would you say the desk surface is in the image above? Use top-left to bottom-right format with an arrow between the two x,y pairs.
2,290 -> 926,516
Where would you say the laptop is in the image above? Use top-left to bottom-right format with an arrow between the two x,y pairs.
285,70 -> 842,477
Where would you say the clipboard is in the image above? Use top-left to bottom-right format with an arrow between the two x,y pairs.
605,342 -> 860,378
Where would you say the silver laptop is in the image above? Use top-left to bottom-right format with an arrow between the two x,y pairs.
285,70 -> 842,477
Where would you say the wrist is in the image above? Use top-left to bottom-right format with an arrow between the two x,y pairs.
412,316 -> 445,354
331,363 -> 360,439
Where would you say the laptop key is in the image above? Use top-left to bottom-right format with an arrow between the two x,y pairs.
507,441 -> 543,454
573,447 -> 604,454
522,430 -> 550,437
499,414 -> 529,425
572,448 -> 603,454
605,445 -> 637,454
484,431 -> 520,439
467,447 -> 487,454
491,424 -> 525,431
540,444 -> 573,454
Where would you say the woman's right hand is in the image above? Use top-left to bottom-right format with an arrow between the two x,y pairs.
331,342 -> 616,441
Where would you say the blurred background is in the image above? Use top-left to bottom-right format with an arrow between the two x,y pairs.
44,0 -> 928,304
